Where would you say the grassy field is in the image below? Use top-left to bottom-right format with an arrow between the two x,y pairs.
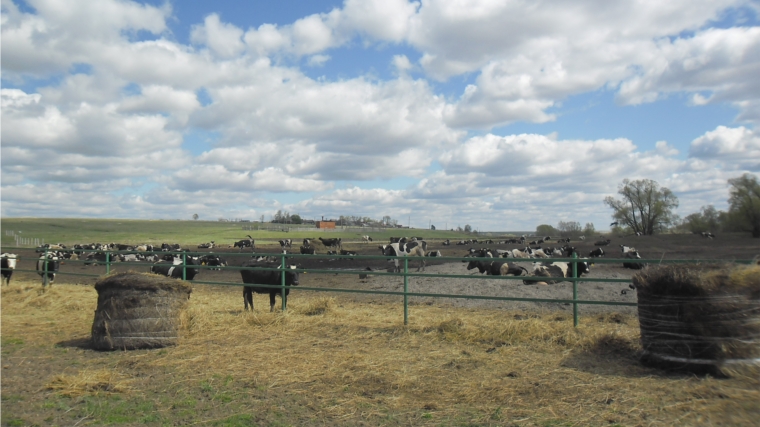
3,280 -> 758,427
0,217 -> 485,248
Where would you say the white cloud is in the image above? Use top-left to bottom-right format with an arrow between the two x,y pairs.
690,126 -> 760,171
190,13 -> 245,59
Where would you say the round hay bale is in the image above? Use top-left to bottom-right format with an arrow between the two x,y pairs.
91,272 -> 192,351
632,264 -> 760,375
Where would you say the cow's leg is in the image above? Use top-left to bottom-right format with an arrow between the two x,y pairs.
243,288 -> 253,311
269,292 -> 277,312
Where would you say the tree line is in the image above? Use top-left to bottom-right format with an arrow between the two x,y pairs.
603,173 -> 760,237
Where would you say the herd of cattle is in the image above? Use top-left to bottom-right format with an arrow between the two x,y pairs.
1,234 -> 648,311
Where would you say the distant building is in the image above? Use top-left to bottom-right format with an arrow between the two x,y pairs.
316,221 -> 336,229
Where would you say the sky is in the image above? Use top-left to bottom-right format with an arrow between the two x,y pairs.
2,0 -> 760,231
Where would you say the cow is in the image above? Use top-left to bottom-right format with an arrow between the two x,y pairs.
467,259 -> 528,276
302,238 -> 312,247
523,261 -> 590,285
199,254 -> 227,270
527,247 -> 550,258
240,262 -> 300,312
36,253 -> 60,285
442,239 -> 451,246
300,246 -> 316,255
426,250 -> 443,257
389,237 -> 402,243
635,231 -> 643,236
623,250 -> 645,269
620,245 -> 636,254
700,231 -> 715,239
594,239 -> 611,246
339,249 -> 357,259
362,235 -> 373,243
150,257 -> 200,280
379,242 -> 425,272
279,239 -> 293,248
510,248 -> 532,259
318,237 -> 342,249
118,253 -> 145,263
579,236 -> 586,240
1,254 -> 18,285
589,248 -> 605,258
197,241 -> 215,249
84,252 -> 110,265
234,237 -> 254,251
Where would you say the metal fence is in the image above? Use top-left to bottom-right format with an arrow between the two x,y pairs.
3,246 -> 754,327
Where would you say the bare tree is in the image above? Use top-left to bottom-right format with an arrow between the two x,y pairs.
728,173 -> 760,238
604,179 -> 679,235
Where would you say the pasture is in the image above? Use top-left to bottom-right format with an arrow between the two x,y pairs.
2,218 -> 760,425
3,281 -> 759,427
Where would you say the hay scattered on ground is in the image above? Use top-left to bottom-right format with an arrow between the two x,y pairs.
3,279 -> 760,426
46,369 -> 133,397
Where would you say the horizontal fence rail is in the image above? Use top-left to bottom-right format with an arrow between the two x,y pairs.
1,245 -> 755,326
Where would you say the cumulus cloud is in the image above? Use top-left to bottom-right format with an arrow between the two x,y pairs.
690,126 -> 760,171
1,0 -> 758,230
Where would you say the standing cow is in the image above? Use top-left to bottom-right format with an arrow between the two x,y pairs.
36,253 -> 60,285
240,261 -> 300,312
1,253 -> 18,285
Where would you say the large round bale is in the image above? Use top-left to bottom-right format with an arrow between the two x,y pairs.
91,272 -> 192,351
632,263 -> 760,375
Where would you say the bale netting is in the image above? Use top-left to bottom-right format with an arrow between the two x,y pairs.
91,272 -> 192,351
632,263 -> 760,376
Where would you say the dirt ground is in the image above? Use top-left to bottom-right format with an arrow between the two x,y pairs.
6,232 -> 759,315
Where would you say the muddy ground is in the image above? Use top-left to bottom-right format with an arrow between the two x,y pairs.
6,232 -> 759,316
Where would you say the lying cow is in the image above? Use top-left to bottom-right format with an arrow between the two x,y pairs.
150,257 -> 200,280
467,259 -> 528,276
523,261 -> 590,285
199,254 -> 227,270
300,246 -> 316,255
240,262 -> 300,312
589,248 -> 605,258
1,253 -> 18,285
623,250 -> 645,270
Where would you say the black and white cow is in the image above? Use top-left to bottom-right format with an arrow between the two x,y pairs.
589,248 -> 605,258
379,241 -> 426,272
279,239 -> 293,248
442,239 -> 451,246
240,262 -> 300,312
362,235 -> 373,243
300,245 -> 316,255
150,257 -> 200,280
84,251 -> 110,265
318,237 -> 342,249
199,254 -> 227,270
36,253 -> 60,285
197,241 -> 215,249
339,249 -> 357,259
466,259 -> 528,276
623,250 -> 645,269
620,245 -> 636,254
523,261 -> 590,285
1,253 -> 18,285
700,231 -> 715,239
426,250 -> 443,257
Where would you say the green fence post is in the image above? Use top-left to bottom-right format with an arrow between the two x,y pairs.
43,247 -> 49,288
572,252 -> 578,327
182,252 -> 187,281
403,257 -> 409,325
281,253 -> 287,312
106,251 -> 110,275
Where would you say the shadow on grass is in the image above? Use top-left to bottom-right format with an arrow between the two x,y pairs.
55,337 -> 93,350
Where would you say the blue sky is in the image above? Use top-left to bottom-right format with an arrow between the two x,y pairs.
2,0 -> 759,230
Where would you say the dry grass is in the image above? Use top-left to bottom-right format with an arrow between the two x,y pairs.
2,280 -> 760,426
